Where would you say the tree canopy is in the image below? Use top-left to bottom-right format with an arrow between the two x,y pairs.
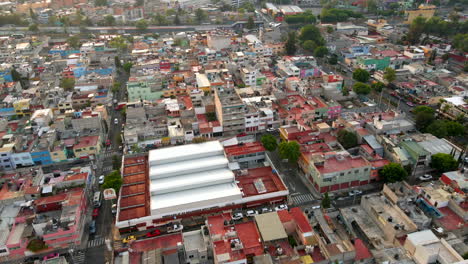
195,8 -> 207,24
383,67 -> 396,83
379,163 -> 408,183
66,35 -> 80,49
352,68 -> 370,82
135,19 -> 148,31
314,46 -> 328,58
261,134 -> 277,151
285,31 -> 297,55
246,16 -> 255,29
102,170 -> 123,193
278,141 -> 301,163
430,153 -> 458,173
371,81 -> 385,92
353,82 -> 371,95
285,11 -> 316,24
337,130 -> 358,149
320,8 -> 363,23
60,78 -> 75,91
322,192 -> 331,208
299,25 -> 325,46
123,62 -> 133,73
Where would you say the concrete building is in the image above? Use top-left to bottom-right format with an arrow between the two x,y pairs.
214,88 -> 245,136
404,230 -> 464,264
404,5 -> 436,24
115,141 -> 288,232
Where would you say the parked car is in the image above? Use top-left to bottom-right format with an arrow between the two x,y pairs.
122,235 -> 136,243
92,208 -> 99,219
43,253 -> 59,260
98,175 -> 105,185
232,212 -> 243,220
406,101 -> 414,107
167,224 -> 183,233
111,204 -> 117,215
246,210 -> 258,217
275,204 -> 288,211
348,190 -> 363,196
146,229 -> 161,238
261,207 -> 272,213
266,127 -> 276,132
89,220 -> 96,235
114,118 -> 119,124
311,205 -> 321,210
419,174 -> 433,181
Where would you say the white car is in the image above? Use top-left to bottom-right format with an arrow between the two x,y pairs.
246,210 -> 258,217
114,118 -> 118,124
419,174 -> 432,181
232,212 -> 243,220
261,208 -> 272,213
98,175 -> 105,184
266,128 -> 276,132
275,204 -> 288,211
167,224 -> 183,233
348,190 -> 363,196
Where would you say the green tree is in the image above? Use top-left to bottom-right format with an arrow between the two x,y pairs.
426,120 -> 447,138
342,86 -> 349,96
367,0 -> 378,13
114,56 -> 121,68
153,13 -> 168,25
109,36 -> 128,51
60,78 -> 75,91
10,68 -> 21,82
112,81 -> 121,94
195,8 -> 207,24
326,26 -> 334,33
135,19 -> 148,31
322,192 -> 331,208
352,68 -> 370,82
205,112 -> 217,121
407,16 -> 426,44
104,15 -> 115,26
102,170 -> 123,193
112,155 -> 121,170
337,129 -> 358,149
174,14 -> 181,25
299,24 -> 325,46
371,81 -> 385,92
314,46 -> 328,58
278,141 -> 301,163
28,23 -> 39,32
135,0 -> 144,6
415,112 -> 435,131
95,0 -> 107,6
328,53 -> 338,64
66,35 -> 80,49
285,31 -> 297,55
261,134 -> 277,151
383,67 -> 396,83
453,34 -> 468,52
123,62 -> 133,73
413,105 -> 435,115
379,163 -> 408,183
430,153 -> 458,173
29,8 -> 37,21
246,16 -> 255,29
445,121 -> 465,137
302,40 -> 317,52
353,82 -> 371,95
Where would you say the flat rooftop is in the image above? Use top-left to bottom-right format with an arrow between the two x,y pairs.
118,154 -> 151,222
236,166 -> 287,197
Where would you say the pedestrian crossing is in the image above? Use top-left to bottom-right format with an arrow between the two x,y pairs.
88,237 -> 105,248
102,166 -> 113,172
72,251 -> 86,264
290,193 -> 315,205
102,151 -> 117,159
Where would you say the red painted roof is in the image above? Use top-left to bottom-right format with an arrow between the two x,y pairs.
290,207 -> 313,233
224,142 -> 265,157
236,166 -> 287,197
73,136 -> 99,149
354,239 -> 372,260
130,233 -> 183,253
316,155 -> 369,174
34,193 -> 67,206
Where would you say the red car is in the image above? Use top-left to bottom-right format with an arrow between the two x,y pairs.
92,208 -> 99,219
146,229 -> 161,238
106,139 -> 111,146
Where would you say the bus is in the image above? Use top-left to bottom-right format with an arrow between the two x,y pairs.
93,191 -> 101,208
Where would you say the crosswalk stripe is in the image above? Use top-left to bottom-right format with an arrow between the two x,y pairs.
88,237 -> 105,248
291,194 -> 315,205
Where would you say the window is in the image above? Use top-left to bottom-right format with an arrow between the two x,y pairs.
354,170 -> 359,173
0,154 -> 6,157
348,171 -> 351,174
340,173 -> 344,176
53,153 -> 58,156
89,147 -> 95,150
364,168 -> 369,172
189,255 -> 194,259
